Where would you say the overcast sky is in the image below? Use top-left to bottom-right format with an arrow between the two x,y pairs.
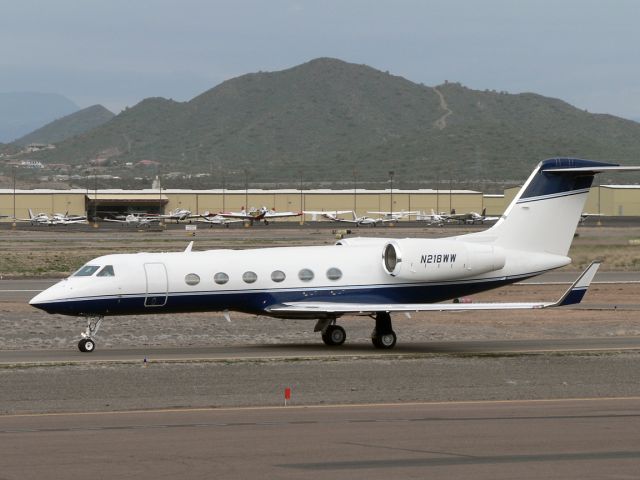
1,0 -> 638,120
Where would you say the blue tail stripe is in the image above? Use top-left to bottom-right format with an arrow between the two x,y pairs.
520,158 -> 617,200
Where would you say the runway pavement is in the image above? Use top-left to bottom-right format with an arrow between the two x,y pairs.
2,336 -> 640,366
1,397 -> 639,479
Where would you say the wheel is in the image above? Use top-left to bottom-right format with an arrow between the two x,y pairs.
371,330 -> 396,349
78,338 -> 96,353
322,325 -> 346,346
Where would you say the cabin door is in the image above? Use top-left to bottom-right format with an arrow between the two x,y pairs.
144,263 -> 168,307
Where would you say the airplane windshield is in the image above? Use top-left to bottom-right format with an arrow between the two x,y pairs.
73,265 -> 100,277
97,265 -> 115,277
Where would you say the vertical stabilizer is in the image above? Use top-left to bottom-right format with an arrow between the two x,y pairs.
470,158 -> 618,256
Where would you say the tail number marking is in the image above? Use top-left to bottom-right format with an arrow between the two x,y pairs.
420,254 -> 457,264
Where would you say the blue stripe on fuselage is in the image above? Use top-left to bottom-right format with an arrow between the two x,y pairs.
31,275 -> 533,317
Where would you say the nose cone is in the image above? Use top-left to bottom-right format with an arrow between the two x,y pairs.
29,288 -> 58,313
29,281 -> 70,314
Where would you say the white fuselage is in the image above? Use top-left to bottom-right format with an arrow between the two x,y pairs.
29,236 -> 569,318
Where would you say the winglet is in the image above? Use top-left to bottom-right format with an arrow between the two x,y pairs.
184,241 -> 194,253
551,260 -> 601,307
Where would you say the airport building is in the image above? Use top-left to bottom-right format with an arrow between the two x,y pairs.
0,185 -> 638,221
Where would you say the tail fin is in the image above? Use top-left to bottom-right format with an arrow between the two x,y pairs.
28,208 -> 34,219
477,158 -> 630,256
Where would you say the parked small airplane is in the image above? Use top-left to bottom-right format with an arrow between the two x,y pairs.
327,211 -> 392,227
30,158 -> 640,353
446,208 -> 500,225
196,212 -> 244,227
18,209 -> 87,225
304,210 -> 354,222
218,207 -> 301,225
367,210 -> 418,221
413,209 -> 449,226
52,212 -> 88,224
103,214 -> 160,227
156,208 -> 194,223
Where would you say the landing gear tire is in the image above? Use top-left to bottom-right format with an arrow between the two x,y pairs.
78,316 -> 103,353
322,325 -> 346,346
371,330 -> 397,349
78,338 -> 96,353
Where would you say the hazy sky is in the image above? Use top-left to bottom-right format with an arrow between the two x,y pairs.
1,0 -> 638,119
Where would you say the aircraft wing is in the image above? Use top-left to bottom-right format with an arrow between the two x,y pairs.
267,261 -> 600,315
55,219 -> 88,224
264,210 -> 301,219
304,210 -> 353,215
218,212 -> 262,220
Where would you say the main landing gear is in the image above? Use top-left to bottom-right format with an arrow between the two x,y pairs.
371,312 -> 397,349
314,312 -> 397,349
78,316 -> 103,353
315,319 -> 346,346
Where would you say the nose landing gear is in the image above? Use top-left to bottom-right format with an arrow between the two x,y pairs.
78,316 -> 103,353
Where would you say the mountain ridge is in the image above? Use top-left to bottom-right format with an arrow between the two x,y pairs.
0,92 -> 79,143
13,104 -> 115,146
18,58 -> 640,186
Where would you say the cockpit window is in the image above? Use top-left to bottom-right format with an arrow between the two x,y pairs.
97,265 -> 115,277
73,265 -> 100,276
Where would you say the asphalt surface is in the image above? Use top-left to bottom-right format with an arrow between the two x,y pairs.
1,398 -> 639,479
2,337 -> 640,365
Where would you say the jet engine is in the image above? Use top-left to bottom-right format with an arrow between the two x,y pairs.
382,239 -> 505,281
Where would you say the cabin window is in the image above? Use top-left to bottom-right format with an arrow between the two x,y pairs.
97,265 -> 115,277
214,272 -> 229,285
326,267 -> 342,281
73,265 -> 100,277
271,270 -> 286,282
298,268 -> 314,282
185,273 -> 200,286
242,271 -> 258,284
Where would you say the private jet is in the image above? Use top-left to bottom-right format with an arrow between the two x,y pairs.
30,158 -> 639,352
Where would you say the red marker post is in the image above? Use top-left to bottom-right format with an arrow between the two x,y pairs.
284,387 -> 291,406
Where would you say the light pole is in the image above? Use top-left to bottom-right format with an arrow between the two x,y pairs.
12,166 -> 16,220
222,173 -> 226,213
12,166 -> 16,227
388,170 -> 395,214
353,168 -> 357,213
93,173 -> 98,227
299,172 -> 304,224
244,168 -> 249,212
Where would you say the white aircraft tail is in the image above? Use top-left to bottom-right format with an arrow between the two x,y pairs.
469,158 -> 639,256
28,208 -> 35,220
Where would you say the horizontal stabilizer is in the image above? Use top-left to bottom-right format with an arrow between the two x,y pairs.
267,261 -> 601,315
545,166 -> 640,173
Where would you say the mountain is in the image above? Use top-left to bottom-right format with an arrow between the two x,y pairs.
0,92 -> 79,143
23,59 -> 640,186
12,105 -> 115,146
